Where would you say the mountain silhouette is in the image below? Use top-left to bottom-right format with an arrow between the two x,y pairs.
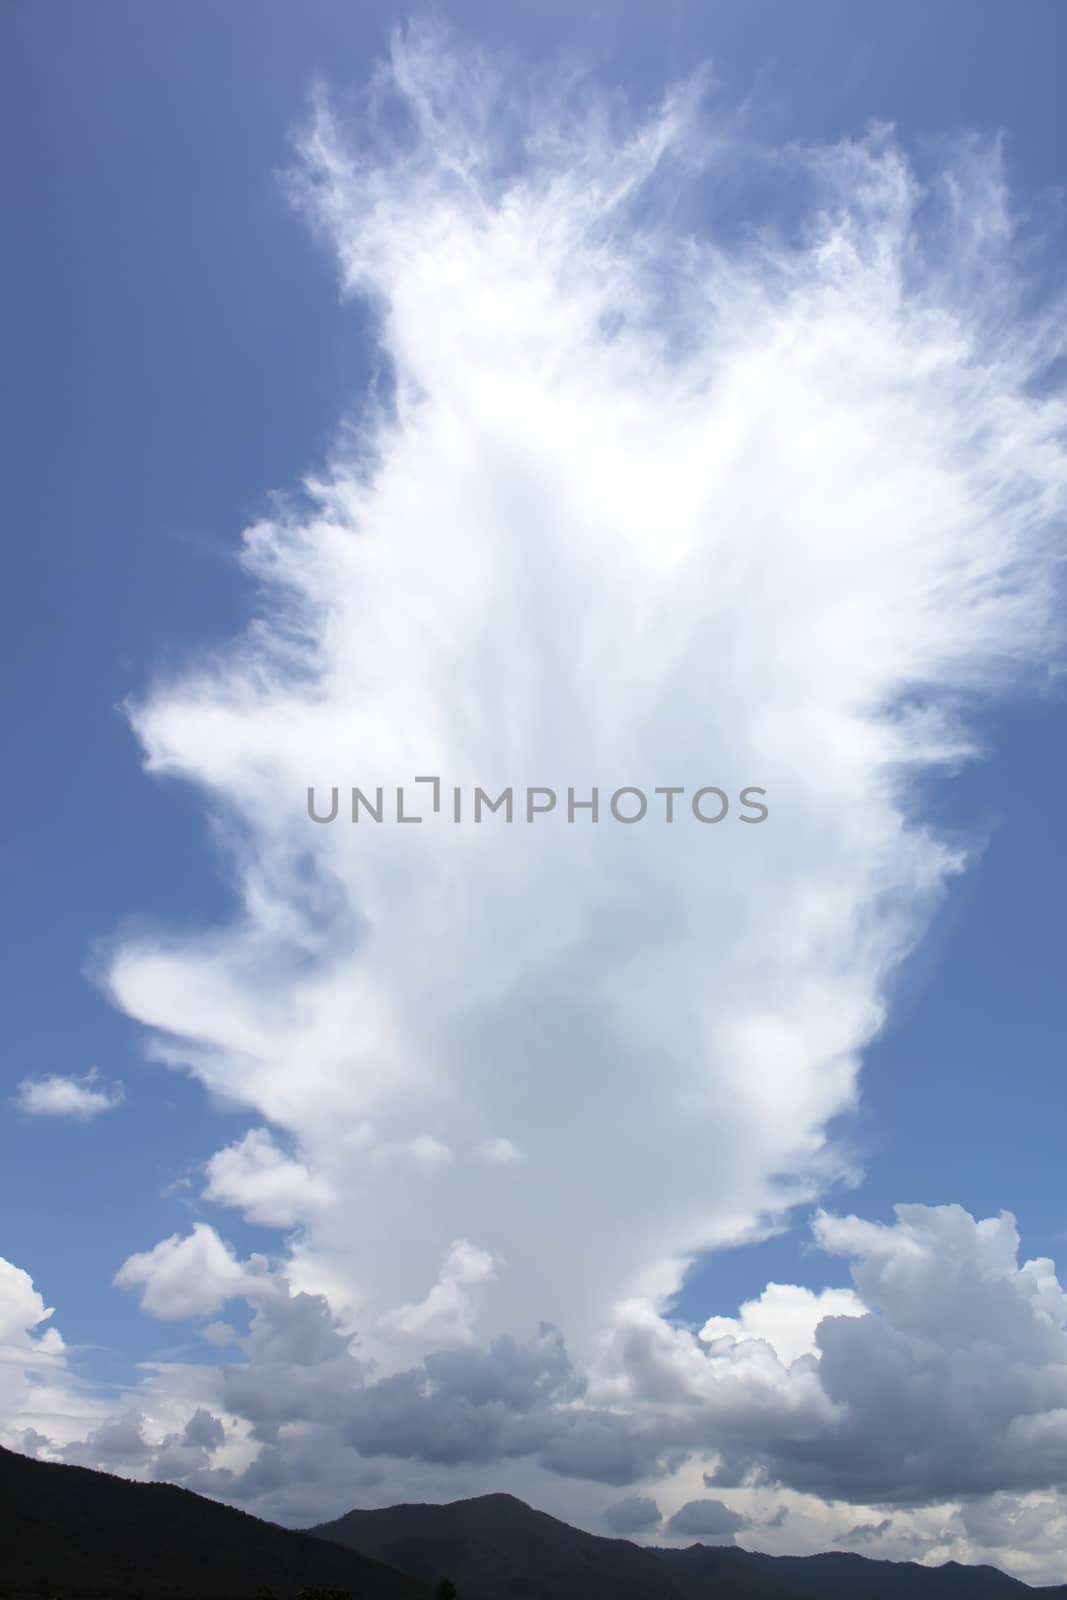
0,1444 -> 423,1599
312,1490 -> 1064,1600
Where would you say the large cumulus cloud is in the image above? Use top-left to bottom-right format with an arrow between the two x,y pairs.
707,1205 -> 1067,1503
101,21 -> 1066,1375
16,16 -> 1067,1585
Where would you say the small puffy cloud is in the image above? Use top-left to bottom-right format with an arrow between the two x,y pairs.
700,1281 -> 865,1366
603,1494 -> 662,1533
408,1135 -> 453,1169
114,1224 -> 267,1320
14,1069 -> 124,1121
666,1498 -> 747,1539
204,1128 -> 332,1226
477,1138 -> 524,1166
202,1320 -> 239,1347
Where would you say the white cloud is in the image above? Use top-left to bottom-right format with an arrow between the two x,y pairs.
700,1281 -> 865,1366
407,1135 -> 454,1169
0,1257 -> 61,1352
0,1256 -> 107,1453
379,1239 -> 497,1343
114,1224 -> 268,1320
14,1069 -> 124,1121
204,1128 -> 332,1226
202,1320 -> 239,1347
477,1137 -> 523,1166
104,27 -> 1067,1384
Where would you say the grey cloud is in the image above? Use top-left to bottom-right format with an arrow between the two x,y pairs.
12,1428 -> 51,1459
152,1436 -> 213,1482
243,1286 -> 357,1367
537,1415 -> 667,1488
603,1495 -> 662,1533
187,1433 -> 384,1523
666,1498 -> 747,1539
957,1494 -> 1064,1553
183,1408 -> 226,1450
421,1327 -> 582,1410
846,1516 -> 893,1542
63,1417 -> 152,1470
705,1207 -> 1067,1505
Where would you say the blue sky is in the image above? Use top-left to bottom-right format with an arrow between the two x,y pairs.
4,0 -> 1067,1577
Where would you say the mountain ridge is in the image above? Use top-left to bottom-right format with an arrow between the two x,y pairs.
312,1490 -> 1063,1600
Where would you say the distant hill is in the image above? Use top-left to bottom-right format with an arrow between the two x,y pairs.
312,1491 -> 1065,1600
653,1542 -> 1055,1599
0,1444 -> 425,1600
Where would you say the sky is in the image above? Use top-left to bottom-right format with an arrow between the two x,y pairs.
4,0 -> 1067,1582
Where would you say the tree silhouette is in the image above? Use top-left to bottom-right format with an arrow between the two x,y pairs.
436,1581 -> 458,1600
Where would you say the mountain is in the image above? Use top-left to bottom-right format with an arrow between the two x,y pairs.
312,1491 -> 1066,1600
0,1444 -> 426,1600
315,1493 -> 682,1600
